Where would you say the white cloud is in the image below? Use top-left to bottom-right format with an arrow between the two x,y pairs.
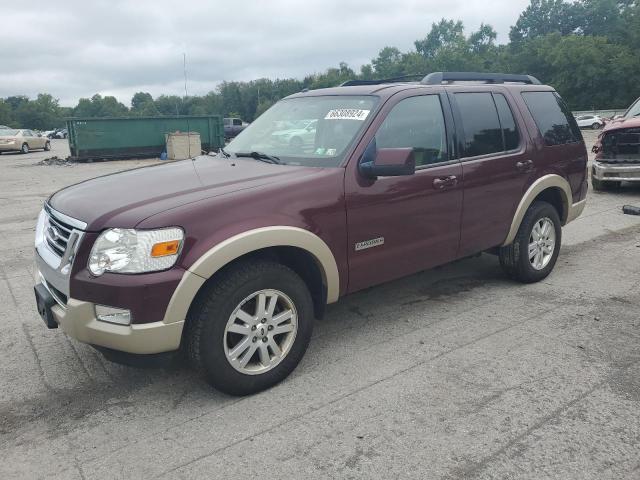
0,0 -> 530,106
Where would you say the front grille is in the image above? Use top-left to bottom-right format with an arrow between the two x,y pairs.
44,209 -> 74,258
602,128 -> 640,161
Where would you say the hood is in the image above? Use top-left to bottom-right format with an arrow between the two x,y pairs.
49,156 -> 325,231
603,116 -> 640,133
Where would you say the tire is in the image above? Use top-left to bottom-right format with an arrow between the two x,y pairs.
21,143 -> 29,154
185,259 -> 314,396
44,142 -> 51,151
499,201 -> 561,283
591,123 -> 601,130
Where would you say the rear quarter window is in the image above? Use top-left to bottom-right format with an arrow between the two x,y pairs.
522,91 -> 582,146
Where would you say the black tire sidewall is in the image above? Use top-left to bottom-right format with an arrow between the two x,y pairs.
516,202 -> 562,282
21,143 -> 28,154
197,263 -> 314,395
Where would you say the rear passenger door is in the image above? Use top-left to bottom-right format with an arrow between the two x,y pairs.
448,88 -> 535,256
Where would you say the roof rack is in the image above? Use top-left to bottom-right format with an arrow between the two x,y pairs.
421,72 -> 541,85
340,74 -> 426,87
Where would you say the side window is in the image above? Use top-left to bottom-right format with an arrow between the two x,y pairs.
233,119 -> 242,126
455,92 -> 503,157
224,118 -> 231,126
375,95 -> 447,167
522,91 -> 582,146
493,94 -> 520,151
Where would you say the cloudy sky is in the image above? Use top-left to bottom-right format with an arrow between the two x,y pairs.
0,0 -> 530,106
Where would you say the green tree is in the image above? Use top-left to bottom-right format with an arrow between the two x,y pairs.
371,47 -> 403,77
0,100 -> 15,127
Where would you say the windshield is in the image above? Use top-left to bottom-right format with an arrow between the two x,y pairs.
226,95 -> 378,167
624,98 -> 640,118
0,129 -> 19,136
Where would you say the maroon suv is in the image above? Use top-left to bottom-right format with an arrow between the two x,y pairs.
34,72 -> 588,395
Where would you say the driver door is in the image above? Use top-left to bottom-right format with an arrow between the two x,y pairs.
345,92 -> 463,293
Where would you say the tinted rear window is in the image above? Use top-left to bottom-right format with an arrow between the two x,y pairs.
522,91 -> 581,146
455,92 -> 503,157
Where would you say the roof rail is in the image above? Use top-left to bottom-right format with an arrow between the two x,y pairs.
340,74 -> 426,87
421,72 -> 541,85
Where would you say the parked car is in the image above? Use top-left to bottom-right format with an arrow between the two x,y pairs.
0,129 -> 50,154
34,72 -> 587,395
591,97 -> 640,190
54,128 -> 68,139
41,130 -> 56,139
270,119 -> 317,149
575,114 -> 604,129
223,117 -> 248,139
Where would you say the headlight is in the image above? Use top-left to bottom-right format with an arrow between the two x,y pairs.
88,227 -> 184,276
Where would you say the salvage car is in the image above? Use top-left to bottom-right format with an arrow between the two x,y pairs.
34,72 -> 587,395
0,129 -> 50,154
591,97 -> 640,190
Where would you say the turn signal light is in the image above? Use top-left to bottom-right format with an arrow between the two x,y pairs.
151,240 -> 181,257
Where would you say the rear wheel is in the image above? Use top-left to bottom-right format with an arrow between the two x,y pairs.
499,201 -> 561,283
591,122 -> 602,130
44,141 -> 51,151
21,143 -> 29,154
185,260 -> 314,396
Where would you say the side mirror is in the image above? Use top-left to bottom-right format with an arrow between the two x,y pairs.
359,139 -> 415,179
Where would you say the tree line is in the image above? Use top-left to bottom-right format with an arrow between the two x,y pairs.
1,0 -> 638,130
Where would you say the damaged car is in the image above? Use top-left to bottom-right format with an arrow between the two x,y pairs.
591,97 -> 640,190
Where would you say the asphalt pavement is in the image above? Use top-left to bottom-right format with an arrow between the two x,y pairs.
1,131 -> 639,479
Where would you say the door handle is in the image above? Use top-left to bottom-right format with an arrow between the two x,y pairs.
433,175 -> 458,189
516,160 -> 534,172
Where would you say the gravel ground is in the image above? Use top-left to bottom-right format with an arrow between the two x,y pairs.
1,131 -> 639,479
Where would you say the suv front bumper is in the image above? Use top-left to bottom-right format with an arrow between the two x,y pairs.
593,161 -> 640,182
46,296 -> 184,354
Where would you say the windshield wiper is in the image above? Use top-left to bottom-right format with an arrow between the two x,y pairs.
234,151 -> 282,164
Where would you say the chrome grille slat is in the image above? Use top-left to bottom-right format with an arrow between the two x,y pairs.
47,214 -> 73,236
42,205 -> 84,261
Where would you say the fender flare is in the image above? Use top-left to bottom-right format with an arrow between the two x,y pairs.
502,174 -> 572,246
162,226 -> 340,324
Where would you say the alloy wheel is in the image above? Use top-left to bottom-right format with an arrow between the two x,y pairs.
223,289 -> 298,375
528,217 -> 556,270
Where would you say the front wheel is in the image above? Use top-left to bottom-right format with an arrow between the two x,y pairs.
592,122 -> 602,130
21,143 -> 29,154
185,260 -> 314,395
499,201 -> 562,283
44,142 -> 51,151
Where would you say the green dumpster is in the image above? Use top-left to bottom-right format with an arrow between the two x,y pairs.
66,115 -> 224,161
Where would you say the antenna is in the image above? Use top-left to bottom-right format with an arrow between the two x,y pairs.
182,52 -> 192,159
183,52 -> 189,98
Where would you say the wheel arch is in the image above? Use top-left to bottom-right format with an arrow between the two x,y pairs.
502,174 -> 572,246
162,227 -> 340,325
